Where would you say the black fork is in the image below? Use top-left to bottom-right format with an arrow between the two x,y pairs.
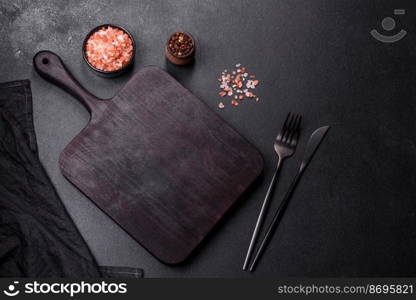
243,112 -> 302,270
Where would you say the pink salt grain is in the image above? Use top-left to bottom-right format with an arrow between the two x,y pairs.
216,63 -> 261,109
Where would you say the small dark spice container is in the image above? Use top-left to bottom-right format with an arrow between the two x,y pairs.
165,32 -> 195,66
83,24 -> 136,78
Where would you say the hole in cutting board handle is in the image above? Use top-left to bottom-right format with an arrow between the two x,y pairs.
33,50 -> 108,114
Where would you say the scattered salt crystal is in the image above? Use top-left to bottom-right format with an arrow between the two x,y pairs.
216,64 -> 261,109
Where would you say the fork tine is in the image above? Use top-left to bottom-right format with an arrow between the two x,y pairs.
276,112 -> 291,141
283,112 -> 292,128
288,114 -> 302,146
286,115 -> 297,144
291,130 -> 299,146
290,115 -> 302,146
282,113 -> 295,143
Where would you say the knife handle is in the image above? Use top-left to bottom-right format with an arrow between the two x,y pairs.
33,51 -> 104,114
249,171 -> 302,272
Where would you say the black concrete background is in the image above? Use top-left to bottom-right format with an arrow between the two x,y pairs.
0,0 -> 416,277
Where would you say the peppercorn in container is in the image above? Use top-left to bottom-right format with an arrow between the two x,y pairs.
165,32 -> 195,66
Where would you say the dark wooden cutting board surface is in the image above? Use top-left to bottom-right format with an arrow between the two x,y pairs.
33,51 -> 263,264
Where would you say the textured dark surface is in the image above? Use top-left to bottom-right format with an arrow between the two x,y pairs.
1,0 -> 416,277
33,51 -> 263,264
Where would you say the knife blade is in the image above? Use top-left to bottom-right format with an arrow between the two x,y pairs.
299,125 -> 330,173
249,125 -> 330,271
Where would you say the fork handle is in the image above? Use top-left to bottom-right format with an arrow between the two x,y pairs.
249,170 -> 302,272
242,156 -> 283,270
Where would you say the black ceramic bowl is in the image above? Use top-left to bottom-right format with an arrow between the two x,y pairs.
82,24 -> 135,78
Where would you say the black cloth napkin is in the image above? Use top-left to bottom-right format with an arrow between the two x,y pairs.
0,80 -> 142,277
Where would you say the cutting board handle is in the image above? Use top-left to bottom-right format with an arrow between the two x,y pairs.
33,51 -> 102,113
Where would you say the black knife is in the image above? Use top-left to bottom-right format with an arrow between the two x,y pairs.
249,126 -> 330,271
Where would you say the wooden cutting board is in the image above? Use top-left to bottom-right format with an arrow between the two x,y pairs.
33,51 -> 263,264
